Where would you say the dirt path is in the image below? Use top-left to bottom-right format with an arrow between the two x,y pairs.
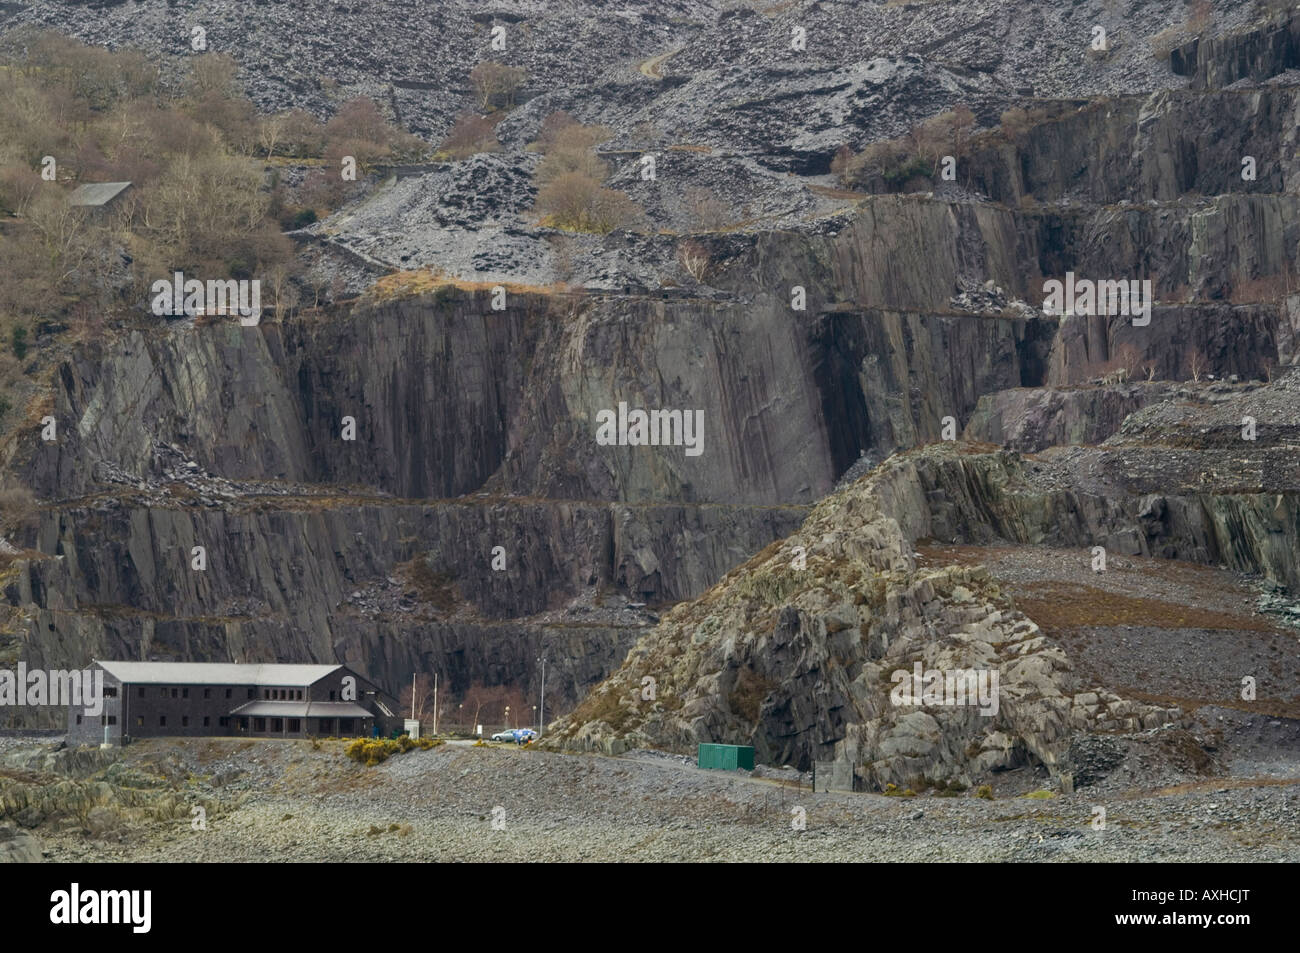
638,48 -> 681,80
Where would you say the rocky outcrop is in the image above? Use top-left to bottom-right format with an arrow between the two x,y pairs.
965,89 -> 1300,204
963,378 -> 1279,452
0,824 -> 41,863
1171,10 -> 1300,90
0,744 -> 225,838
542,444 -> 1188,787
963,382 -> 1182,451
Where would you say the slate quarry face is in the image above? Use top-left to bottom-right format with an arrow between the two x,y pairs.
0,1 -> 1297,793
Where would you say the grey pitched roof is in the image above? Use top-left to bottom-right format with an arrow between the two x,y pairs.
67,181 -> 132,206
95,661 -> 343,687
228,700 -> 373,719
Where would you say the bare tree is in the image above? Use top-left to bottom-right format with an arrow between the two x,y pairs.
186,52 -> 242,99
399,673 -> 436,721
469,62 -> 527,111
678,239 -> 712,281
1114,341 -> 1143,380
437,111 -> 500,159
535,171 -> 639,233
266,263 -> 299,321
258,112 -> 289,159
24,191 -> 89,288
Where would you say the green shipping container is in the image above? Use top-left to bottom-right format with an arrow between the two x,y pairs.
697,743 -> 755,771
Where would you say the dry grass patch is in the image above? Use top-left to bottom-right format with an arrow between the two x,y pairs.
397,556 -> 460,612
1016,582 -> 1275,633
1122,689 -> 1300,721
727,668 -> 776,723
368,268 -> 568,302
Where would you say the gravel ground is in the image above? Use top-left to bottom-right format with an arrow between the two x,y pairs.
33,738 -> 1300,863
915,544 -> 1300,719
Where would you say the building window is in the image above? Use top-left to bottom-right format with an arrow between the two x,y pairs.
203,716 -> 210,727
340,719 -> 354,734
219,717 -> 229,728
253,718 -> 266,732
288,719 -> 300,732
182,687 -> 189,699
75,715 -> 82,725
181,716 -> 189,727
225,688 -> 232,698
138,687 -> 145,698
329,690 -> 336,701
104,686 -> 118,698
247,689 -> 255,699
171,688 -> 178,698
136,717 -> 143,727
159,715 -> 166,727
272,718 -> 283,732
107,715 -> 117,725
203,688 -> 211,699
296,690 -> 302,700
160,687 -> 167,697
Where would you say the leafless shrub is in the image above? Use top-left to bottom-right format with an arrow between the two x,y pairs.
530,118 -> 639,232
534,120 -> 614,184
0,166 -> 41,217
685,188 -> 731,230
1230,271 -> 1297,304
437,111 -> 501,160
324,96 -> 424,160
469,62 -> 527,111
0,483 -> 37,537
277,108 -> 326,157
1185,346 -> 1206,383
836,105 -> 975,189
678,239 -> 713,281
68,298 -> 106,343
535,172 -> 639,233
1114,341 -> 1144,379
830,144 -> 855,179
532,110 -> 580,151
998,105 -> 1056,145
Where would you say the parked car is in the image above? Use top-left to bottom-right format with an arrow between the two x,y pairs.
491,728 -> 538,743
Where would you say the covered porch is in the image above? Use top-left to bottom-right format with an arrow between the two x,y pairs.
227,700 -> 374,738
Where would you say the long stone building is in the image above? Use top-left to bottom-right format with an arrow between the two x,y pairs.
67,661 -> 397,746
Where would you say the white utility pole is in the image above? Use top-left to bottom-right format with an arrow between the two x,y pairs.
433,672 -> 438,736
537,655 -> 547,733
